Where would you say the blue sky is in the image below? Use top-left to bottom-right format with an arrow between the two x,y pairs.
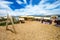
0,0 -> 60,16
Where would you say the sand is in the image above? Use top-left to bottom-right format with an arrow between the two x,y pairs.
0,21 -> 60,40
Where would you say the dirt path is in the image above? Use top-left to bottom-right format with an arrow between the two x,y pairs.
0,21 -> 60,40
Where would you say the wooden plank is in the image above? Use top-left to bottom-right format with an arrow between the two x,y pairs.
6,14 -> 16,34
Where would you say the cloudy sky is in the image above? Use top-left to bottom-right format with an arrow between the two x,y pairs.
0,0 -> 60,16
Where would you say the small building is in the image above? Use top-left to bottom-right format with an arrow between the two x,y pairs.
51,16 -> 58,20
34,17 -> 43,21
19,17 -> 25,23
41,17 -> 52,24
20,16 -> 34,21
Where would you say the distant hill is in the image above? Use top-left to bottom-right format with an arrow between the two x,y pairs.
28,14 -> 60,17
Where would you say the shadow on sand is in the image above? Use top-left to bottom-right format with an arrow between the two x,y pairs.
6,28 -> 17,34
54,24 -> 60,27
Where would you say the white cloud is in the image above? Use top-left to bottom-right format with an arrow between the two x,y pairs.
40,0 -> 48,4
0,1 -> 13,5
16,0 -> 27,4
13,0 -> 60,16
45,0 -> 60,9
0,0 -> 14,16
23,0 -> 27,4
16,0 -> 23,4
0,0 -> 60,16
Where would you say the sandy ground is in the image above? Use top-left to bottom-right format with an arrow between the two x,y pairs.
0,21 -> 60,40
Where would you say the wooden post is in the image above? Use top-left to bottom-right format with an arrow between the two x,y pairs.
6,14 -> 9,30
6,14 -> 16,33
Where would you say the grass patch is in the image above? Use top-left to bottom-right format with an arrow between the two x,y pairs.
0,21 -> 20,26
0,22 -> 6,26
